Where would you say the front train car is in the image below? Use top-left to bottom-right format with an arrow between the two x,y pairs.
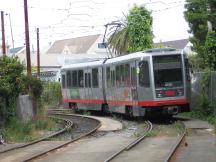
140,48 -> 190,116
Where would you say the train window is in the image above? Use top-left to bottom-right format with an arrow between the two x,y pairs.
116,66 -> 120,87
88,73 -> 92,87
62,74 -> 66,88
92,68 -> 99,88
111,70 -> 115,87
72,71 -> 78,87
131,67 -> 136,86
66,71 -> 71,88
139,61 -> 150,87
106,67 -> 111,88
85,73 -> 88,87
124,64 -> 130,86
78,70 -> 84,87
184,57 -> 190,81
120,64 -> 124,86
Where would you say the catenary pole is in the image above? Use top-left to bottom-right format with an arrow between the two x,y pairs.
1,11 -> 6,55
37,28 -> 40,78
24,0 -> 31,75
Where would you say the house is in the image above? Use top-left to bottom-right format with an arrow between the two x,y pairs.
154,39 -> 195,55
46,34 -> 109,55
12,34 -> 109,80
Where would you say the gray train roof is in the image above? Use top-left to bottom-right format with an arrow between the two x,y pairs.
61,48 -> 182,70
105,48 -> 182,64
61,59 -> 105,71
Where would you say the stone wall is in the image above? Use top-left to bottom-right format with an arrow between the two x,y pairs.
16,95 -> 34,121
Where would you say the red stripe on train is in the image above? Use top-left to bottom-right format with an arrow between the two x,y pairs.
64,99 -> 104,104
64,98 -> 189,106
138,99 -> 189,106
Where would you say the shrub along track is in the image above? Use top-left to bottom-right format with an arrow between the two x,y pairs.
0,113 -> 101,162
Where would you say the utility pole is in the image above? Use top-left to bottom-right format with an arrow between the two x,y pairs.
24,0 -> 31,76
37,28 -> 40,78
6,13 -> 14,55
1,11 -> 6,56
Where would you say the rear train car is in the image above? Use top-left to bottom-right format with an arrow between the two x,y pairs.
61,48 -> 190,117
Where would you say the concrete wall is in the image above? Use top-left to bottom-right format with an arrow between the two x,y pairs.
16,95 -> 34,121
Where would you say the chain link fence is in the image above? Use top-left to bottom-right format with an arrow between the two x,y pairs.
191,71 -> 216,115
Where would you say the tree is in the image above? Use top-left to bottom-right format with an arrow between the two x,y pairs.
0,56 -> 24,120
184,0 -> 208,57
108,5 -> 153,56
208,0 -> 216,31
184,0 -> 216,57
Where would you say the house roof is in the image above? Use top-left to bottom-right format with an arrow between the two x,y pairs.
9,46 -> 25,54
154,39 -> 189,49
46,34 -> 100,54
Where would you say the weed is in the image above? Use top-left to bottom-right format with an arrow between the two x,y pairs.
173,121 -> 185,135
145,130 -> 159,137
2,117 -> 60,143
35,120 -> 48,130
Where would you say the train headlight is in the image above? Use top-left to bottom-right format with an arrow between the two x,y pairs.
177,89 -> 184,96
156,90 -> 164,98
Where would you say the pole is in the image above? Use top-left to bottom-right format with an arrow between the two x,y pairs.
37,28 -> 40,78
7,13 -> 14,55
1,11 -> 6,55
24,0 -> 31,75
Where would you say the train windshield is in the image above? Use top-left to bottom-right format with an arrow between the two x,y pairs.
153,55 -> 183,88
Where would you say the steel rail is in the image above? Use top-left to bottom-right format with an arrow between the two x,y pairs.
0,116 -> 73,154
104,120 -> 153,162
22,113 -> 101,162
163,121 -> 187,162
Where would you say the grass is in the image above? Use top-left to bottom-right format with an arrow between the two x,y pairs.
180,111 -> 216,135
0,117 -> 60,143
173,121 -> 185,135
145,130 -> 159,137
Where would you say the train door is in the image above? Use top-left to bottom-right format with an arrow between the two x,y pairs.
137,59 -> 153,102
84,69 -> 93,107
91,67 -> 103,110
130,61 -> 138,105
105,66 -> 114,112
110,66 -> 116,107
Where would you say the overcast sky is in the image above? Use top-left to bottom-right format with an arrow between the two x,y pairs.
0,0 -> 190,49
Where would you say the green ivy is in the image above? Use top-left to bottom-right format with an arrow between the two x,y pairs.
199,71 -> 214,115
204,31 -> 216,70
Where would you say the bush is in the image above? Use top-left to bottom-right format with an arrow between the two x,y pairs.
0,56 -> 24,121
21,75 -> 43,99
42,82 -> 62,106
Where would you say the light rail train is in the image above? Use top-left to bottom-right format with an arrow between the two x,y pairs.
61,48 -> 190,117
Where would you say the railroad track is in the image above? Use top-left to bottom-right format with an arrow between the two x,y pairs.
104,120 -> 153,162
0,116 -> 73,154
163,121 -> 187,162
0,113 -> 101,162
